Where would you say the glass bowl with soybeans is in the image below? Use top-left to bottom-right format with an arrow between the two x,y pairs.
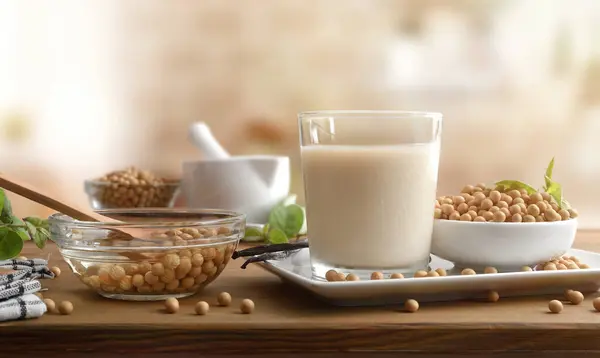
431,159 -> 579,270
84,167 -> 181,209
48,208 -> 245,301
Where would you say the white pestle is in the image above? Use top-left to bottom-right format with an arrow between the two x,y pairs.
188,122 -> 231,160
187,122 -> 279,219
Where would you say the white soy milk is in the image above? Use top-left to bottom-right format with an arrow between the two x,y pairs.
301,143 -> 439,270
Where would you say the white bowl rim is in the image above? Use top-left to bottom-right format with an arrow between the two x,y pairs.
434,218 -> 578,226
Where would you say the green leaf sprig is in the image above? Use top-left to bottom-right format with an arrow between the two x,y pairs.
542,157 -> 571,209
243,194 -> 307,244
0,189 -> 50,259
494,157 -> 569,210
494,180 -> 537,195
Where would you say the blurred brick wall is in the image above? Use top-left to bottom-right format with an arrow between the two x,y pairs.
111,0 -> 600,227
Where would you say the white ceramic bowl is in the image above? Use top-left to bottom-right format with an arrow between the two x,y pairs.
431,218 -> 578,269
181,156 -> 290,224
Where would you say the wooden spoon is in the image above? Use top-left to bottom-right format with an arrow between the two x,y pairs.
0,173 -> 117,223
0,173 -> 156,260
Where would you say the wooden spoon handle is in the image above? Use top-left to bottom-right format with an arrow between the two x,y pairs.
0,173 -> 107,222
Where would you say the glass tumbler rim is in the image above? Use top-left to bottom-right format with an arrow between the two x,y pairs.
298,110 -> 443,119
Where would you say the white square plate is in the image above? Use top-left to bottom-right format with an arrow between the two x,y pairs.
258,248 -> 600,306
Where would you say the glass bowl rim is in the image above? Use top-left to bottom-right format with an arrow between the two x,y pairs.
48,208 -> 246,229
84,179 -> 181,187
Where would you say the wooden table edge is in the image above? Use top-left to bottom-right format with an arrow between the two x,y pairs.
6,324 -> 600,354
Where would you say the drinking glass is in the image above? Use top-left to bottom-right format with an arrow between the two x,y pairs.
299,110 -> 443,280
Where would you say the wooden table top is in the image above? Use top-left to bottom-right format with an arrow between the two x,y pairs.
6,229 -> 600,356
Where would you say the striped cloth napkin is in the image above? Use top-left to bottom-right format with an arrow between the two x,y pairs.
0,258 -> 54,322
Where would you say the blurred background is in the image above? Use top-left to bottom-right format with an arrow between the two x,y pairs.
1,0 -> 600,227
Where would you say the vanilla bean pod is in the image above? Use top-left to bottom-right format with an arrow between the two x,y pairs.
232,241 -> 309,260
240,250 -> 301,269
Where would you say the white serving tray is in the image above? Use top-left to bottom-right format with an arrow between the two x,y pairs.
258,248 -> 600,306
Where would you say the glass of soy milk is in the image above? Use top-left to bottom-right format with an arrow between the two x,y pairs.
299,110 -> 442,280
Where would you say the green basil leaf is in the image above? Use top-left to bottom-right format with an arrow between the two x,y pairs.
268,205 -> 286,232
0,230 -> 24,260
25,221 -> 37,237
38,227 -> 51,241
0,192 -> 12,222
243,227 -> 265,242
267,228 -> 289,244
15,230 -> 30,241
24,216 -> 47,228
268,203 -> 304,238
269,196 -> 294,217
244,226 -> 263,237
545,175 -> 563,209
494,180 -> 537,195
32,231 -> 47,249
35,227 -> 50,248
262,223 -> 270,236
544,157 -> 555,190
9,216 -> 30,241
283,204 -> 304,237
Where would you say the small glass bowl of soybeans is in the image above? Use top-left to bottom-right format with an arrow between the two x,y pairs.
431,183 -> 579,269
48,208 -> 245,301
84,167 -> 181,209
